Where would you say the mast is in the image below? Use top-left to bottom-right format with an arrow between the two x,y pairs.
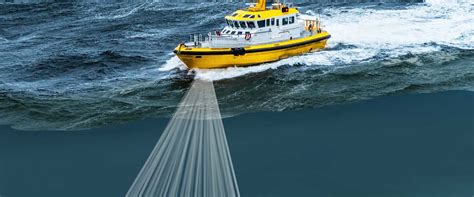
255,0 -> 266,11
250,0 -> 266,11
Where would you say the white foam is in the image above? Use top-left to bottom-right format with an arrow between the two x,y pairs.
159,55 -> 187,72
161,1 -> 474,81
127,28 -> 174,39
192,45 -> 441,81
127,32 -> 157,39
95,3 -> 145,20
426,0 -> 474,5
323,1 -> 474,50
0,34 -> 36,43
192,47 -> 377,81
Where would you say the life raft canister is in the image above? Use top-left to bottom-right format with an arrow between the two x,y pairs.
245,32 -> 252,40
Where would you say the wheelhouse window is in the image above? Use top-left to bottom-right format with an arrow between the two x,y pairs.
271,18 -> 275,26
257,20 -> 266,28
231,31 -> 236,34
247,21 -> 256,28
289,16 -> 295,24
282,18 -> 289,25
249,15 -> 255,18
266,19 -> 270,26
239,21 -> 247,28
276,19 -> 279,26
237,32 -> 243,35
243,14 -> 251,18
232,13 -> 238,17
234,21 -> 240,28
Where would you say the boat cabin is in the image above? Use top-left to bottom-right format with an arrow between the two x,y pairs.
187,0 -> 322,48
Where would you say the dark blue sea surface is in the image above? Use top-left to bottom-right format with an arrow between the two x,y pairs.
0,0 -> 473,130
0,91 -> 472,196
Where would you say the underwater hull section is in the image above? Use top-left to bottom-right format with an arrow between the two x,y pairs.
174,32 -> 330,69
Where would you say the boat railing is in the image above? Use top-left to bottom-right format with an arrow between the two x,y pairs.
188,27 -> 307,48
189,32 -> 250,48
188,34 -> 209,47
209,34 -> 241,41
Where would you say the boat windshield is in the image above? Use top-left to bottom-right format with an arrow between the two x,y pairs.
233,21 -> 240,28
239,21 -> 247,28
247,21 -> 256,28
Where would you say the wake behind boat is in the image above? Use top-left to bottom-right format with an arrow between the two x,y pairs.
173,0 -> 331,69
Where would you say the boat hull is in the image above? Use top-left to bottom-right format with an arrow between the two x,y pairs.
174,32 -> 330,69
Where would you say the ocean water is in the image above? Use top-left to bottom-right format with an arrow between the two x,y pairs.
0,1 -> 473,196
0,0 -> 473,130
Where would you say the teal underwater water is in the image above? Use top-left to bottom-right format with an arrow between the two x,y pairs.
0,91 -> 473,196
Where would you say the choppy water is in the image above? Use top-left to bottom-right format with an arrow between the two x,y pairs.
0,0 -> 473,130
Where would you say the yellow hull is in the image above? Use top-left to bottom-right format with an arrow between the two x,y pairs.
174,32 -> 330,69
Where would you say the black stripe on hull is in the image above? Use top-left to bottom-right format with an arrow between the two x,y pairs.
173,35 -> 331,55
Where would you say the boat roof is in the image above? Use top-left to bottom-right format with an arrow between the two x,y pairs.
225,8 -> 299,21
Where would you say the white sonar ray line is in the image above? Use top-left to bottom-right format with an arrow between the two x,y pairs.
127,79 -> 240,197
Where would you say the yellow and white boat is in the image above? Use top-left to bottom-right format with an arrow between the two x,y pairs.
173,0 -> 331,69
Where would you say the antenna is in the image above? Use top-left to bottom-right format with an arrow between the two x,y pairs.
318,8 -> 321,19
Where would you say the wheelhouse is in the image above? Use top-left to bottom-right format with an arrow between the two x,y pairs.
223,13 -> 299,35
181,0 -> 325,48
